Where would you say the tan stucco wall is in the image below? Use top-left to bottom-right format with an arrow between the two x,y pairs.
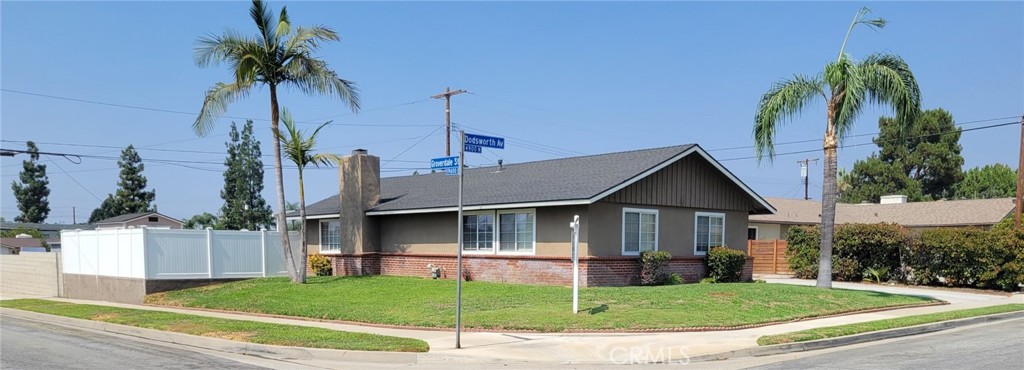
1,252 -> 62,297
589,202 -> 749,257
376,206 -> 590,257
748,223 -> 796,241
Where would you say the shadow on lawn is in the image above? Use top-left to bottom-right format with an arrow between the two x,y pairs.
586,304 -> 609,315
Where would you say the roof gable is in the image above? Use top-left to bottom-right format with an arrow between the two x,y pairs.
94,212 -> 182,225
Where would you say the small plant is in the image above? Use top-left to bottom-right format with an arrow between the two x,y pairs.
700,277 -> 717,284
706,247 -> 747,282
864,266 -> 890,284
754,279 -> 767,284
639,250 -> 673,285
667,273 -> 684,285
308,255 -> 333,276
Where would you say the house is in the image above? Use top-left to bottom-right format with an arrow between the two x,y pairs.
748,196 -> 1016,240
291,145 -> 775,286
0,236 -> 59,254
1,221 -> 95,239
92,212 -> 183,230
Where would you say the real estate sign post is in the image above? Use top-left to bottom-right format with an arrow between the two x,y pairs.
451,131 -> 505,349
570,215 -> 580,314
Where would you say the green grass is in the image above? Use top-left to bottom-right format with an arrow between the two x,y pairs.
145,276 -> 938,332
757,303 -> 1024,346
0,299 -> 428,352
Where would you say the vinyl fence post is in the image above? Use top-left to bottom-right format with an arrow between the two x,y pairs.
206,228 -> 214,278
260,230 -> 267,277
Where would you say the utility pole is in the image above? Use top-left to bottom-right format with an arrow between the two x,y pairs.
72,207 -> 76,224
1016,114 -> 1023,230
431,87 -> 467,156
798,158 -> 820,200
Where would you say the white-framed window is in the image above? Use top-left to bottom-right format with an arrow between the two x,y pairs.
462,211 -> 495,253
319,220 -> 341,253
622,208 -> 658,255
462,209 -> 535,254
498,209 -> 535,253
695,212 -> 725,255
747,226 -> 759,240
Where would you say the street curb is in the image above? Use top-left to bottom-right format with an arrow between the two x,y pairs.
0,308 -> 463,365
688,310 -> 1024,362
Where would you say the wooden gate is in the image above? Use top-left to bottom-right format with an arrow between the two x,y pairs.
746,240 -> 792,275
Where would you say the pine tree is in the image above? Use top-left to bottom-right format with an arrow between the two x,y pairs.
88,145 -> 156,222
220,121 -> 273,230
11,141 -> 51,223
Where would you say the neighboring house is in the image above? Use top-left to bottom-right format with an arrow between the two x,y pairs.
291,145 -> 775,286
92,212 -> 183,230
749,196 -> 1016,240
0,236 -> 59,254
1,221 -> 95,239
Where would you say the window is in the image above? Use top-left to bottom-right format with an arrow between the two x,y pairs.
498,210 -> 535,253
320,220 -> 341,252
747,226 -> 758,240
462,212 -> 494,252
148,216 -> 159,222
695,212 -> 725,255
461,209 -> 534,254
622,208 -> 658,255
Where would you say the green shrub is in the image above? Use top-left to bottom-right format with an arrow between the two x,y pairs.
667,273 -> 684,285
864,266 -> 890,284
785,223 -> 909,282
707,247 -> 747,282
911,228 -> 990,287
308,255 -> 333,277
984,228 -> 1024,291
699,277 -> 717,284
639,250 -> 672,285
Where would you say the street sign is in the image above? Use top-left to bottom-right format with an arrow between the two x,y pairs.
465,133 -> 505,149
430,156 -> 460,176
464,144 -> 482,153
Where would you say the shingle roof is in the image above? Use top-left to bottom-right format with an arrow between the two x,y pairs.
750,197 -> 1016,227
297,144 -> 774,217
93,212 -> 181,225
0,222 -> 94,231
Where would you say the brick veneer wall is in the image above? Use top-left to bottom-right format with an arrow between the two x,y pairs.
320,253 -> 755,287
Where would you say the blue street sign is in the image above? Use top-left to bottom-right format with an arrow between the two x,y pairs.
430,156 -> 460,170
465,133 -> 505,149
442,167 -> 458,176
464,144 -> 482,153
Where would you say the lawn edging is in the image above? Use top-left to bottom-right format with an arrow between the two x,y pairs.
688,308 -> 1024,362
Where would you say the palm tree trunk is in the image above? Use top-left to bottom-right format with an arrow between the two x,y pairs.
818,111 -> 839,289
269,84 -> 298,283
297,167 -> 308,283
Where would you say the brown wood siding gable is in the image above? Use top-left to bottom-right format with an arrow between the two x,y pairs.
599,155 -> 754,212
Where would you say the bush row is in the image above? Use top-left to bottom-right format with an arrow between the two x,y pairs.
638,247 -> 748,285
786,223 -> 1024,291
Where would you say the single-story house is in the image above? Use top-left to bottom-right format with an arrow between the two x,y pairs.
93,212 -> 183,230
0,236 -> 59,254
291,144 -> 775,286
748,196 -> 1016,240
1,221 -> 94,239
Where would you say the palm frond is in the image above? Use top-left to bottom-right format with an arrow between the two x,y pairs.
826,54 -> 867,141
753,74 -> 826,162
249,0 -> 276,48
283,26 -> 340,55
859,53 -> 921,127
276,6 -> 291,39
194,30 -> 254,67
194,82 -> 250,137
277,109 -> 334,168
282,54 -> 360,112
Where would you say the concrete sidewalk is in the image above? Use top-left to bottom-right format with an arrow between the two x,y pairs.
5,280 -> 1022,365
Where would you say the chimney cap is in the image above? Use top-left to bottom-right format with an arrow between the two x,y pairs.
352,149 -> 368,155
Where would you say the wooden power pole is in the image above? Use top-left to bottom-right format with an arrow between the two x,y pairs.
798,158 -> 820,200
1016,114 -> 1024,229
431,87 -> 466,156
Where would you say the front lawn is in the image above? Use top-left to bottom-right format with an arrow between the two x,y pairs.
0,299 -> 429,352
146,276 -> 938,332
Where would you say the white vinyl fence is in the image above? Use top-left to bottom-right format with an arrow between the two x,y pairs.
61,228 -> 298,280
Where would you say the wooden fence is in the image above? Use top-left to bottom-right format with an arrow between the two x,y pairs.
747,240 -> 792,275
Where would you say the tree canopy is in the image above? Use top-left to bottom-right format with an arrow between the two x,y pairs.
11,141 -> 51,223
219,121 -> 273,230
89,145 -> 157,222
954,164 -> 1017,199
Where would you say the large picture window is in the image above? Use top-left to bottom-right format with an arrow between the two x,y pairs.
622,208 -> 658,255
695,212 -> 725,255
461,209 -> 534,254
320,220 -> 341,252
462,213 -> 494,252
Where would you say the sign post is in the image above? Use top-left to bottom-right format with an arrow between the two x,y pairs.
570,215 -> 580,314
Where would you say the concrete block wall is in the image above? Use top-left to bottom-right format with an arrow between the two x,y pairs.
0,253 -> 63,297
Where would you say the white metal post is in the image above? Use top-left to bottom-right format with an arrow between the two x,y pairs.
456,130 -> 465,349
570,215 -> 580,314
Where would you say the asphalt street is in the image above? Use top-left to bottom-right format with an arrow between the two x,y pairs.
0,316 -> 270,370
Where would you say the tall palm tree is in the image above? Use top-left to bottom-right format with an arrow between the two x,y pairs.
193,0 -> 360,282
753,7 -> 920,288
276,108 -> 338,283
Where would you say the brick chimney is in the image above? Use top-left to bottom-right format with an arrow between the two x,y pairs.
338,149 -> 380,254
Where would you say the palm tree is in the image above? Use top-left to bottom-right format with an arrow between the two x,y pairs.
193,0 -> 360,283
276,108 -> 338,283
753,7 -> 920,288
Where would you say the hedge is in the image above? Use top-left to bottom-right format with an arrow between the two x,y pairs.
786,223 -> 1024,291
706,247 -> 747,282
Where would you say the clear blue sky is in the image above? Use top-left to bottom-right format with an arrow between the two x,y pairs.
2,1 -> 1022,224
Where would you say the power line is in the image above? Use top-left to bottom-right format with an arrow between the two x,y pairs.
47,159 -> 102,202
382,125 -> 445,167
0,88 -> 435,128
